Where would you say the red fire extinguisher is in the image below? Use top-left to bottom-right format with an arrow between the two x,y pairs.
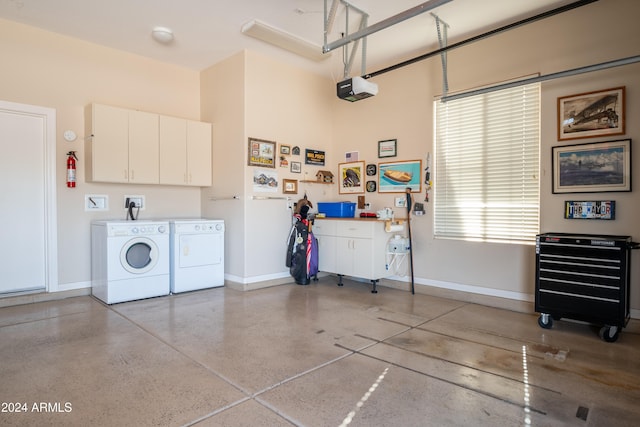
66,151 -> 78,188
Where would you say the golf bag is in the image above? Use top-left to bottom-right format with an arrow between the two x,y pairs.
286,205 -> 318,285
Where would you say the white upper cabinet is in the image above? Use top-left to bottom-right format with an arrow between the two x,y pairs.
159,115 -> 212,186
85,104 -> 129,183
128,110 -> 159,184
86,103 -> 211,186
186,120 -> 212,186
159,115 -> 187,185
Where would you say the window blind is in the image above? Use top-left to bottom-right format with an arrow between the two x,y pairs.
434,83 -> 540,243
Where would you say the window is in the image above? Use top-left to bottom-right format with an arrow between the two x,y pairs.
434,83 -> 540,243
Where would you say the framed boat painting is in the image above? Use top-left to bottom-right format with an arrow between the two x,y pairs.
378,160 -> 422,193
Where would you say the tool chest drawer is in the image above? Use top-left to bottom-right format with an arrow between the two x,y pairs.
535,233 -> 633,342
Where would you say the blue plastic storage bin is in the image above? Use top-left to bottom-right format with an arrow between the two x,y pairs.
317,202 -> 356,218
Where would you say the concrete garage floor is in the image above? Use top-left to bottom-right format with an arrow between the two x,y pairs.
1,278 -> 639,426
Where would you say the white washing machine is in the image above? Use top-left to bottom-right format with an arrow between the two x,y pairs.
91,220 -> 170,304
169,219 -> 224,293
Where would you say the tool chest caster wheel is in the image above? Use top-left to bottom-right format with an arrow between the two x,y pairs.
599,325 -> 620,343
537,313 -> 553,329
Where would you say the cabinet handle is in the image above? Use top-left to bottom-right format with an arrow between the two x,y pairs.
130,170 -> 134,180
124,170 -> 128,180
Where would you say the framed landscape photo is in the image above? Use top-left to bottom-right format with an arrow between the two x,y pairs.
558,87 -> 625,141
282,179 -> 298,194
338,161 -> 365,194
248,137 -> 276,168
378,160 -> 422,193
552,139 -> 631,193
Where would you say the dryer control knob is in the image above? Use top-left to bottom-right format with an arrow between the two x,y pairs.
158,225 -> 166,233
132,227 -> 139,234
195,225 -> 201,231
215,224 -> 223,231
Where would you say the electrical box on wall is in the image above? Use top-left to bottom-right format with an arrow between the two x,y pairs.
85,195 -> 108,211
124,195 -> 145,210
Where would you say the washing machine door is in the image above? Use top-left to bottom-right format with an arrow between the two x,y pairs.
120,237 -> 159,274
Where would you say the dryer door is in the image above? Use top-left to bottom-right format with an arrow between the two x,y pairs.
179,233 -> 223,268
120,237 -> 159,274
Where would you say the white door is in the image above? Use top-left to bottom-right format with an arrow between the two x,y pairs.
0,100 -> 57,295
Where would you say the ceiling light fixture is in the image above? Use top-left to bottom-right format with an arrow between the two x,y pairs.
152,26 -> 174,44
241,19 -> 330,62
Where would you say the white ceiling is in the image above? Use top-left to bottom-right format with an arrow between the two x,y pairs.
0,0 -> 579,79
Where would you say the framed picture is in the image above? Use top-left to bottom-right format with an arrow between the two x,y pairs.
552,139 -> 631,193
305,149 -> 326,166
248,137 -> 276,168
338,161 -> 365,194
378,139 -> 397,158
290,161 -> 301,173
558,87 -> 625,141
378,160 -> 422,193
282,179 -> 298,194
280,145 -> 291,155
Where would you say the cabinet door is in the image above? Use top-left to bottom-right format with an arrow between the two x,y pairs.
316,234 -> 337,273
186,120 -> 212,186
335,237 -> 354,276
159,115 -> 187,185
128,110 -> 159,184
88,104 -> 129,183
351,237 -> 374,279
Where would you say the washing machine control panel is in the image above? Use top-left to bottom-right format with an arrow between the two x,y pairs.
107,222 -> 169,236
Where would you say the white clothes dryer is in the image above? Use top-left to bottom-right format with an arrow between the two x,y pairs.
91,220 -> 170,304
169,219 -> 224,293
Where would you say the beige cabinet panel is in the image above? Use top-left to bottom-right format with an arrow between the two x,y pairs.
85,104 -> 129,183
159,117 -> 211,186
159,115 -> 187,185
128,110 -> 159,184
86,104 -> 159,184
87,104 -> 210,186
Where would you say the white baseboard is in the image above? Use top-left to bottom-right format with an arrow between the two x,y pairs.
54,280 -> 91,292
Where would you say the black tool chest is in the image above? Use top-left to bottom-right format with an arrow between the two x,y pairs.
535,233 -> 634,342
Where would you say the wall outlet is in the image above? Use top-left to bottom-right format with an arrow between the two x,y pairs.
124,195 -> 145,210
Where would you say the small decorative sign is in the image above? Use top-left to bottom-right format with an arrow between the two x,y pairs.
378,139 -> 397,158
305,149 -> 326,166
564,200 -> 615,220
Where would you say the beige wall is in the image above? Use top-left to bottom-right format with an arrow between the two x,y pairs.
0,19 -> 203,289
329,0 -> 640,311
200,50 -> 335,283
200,52 -> 247,279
